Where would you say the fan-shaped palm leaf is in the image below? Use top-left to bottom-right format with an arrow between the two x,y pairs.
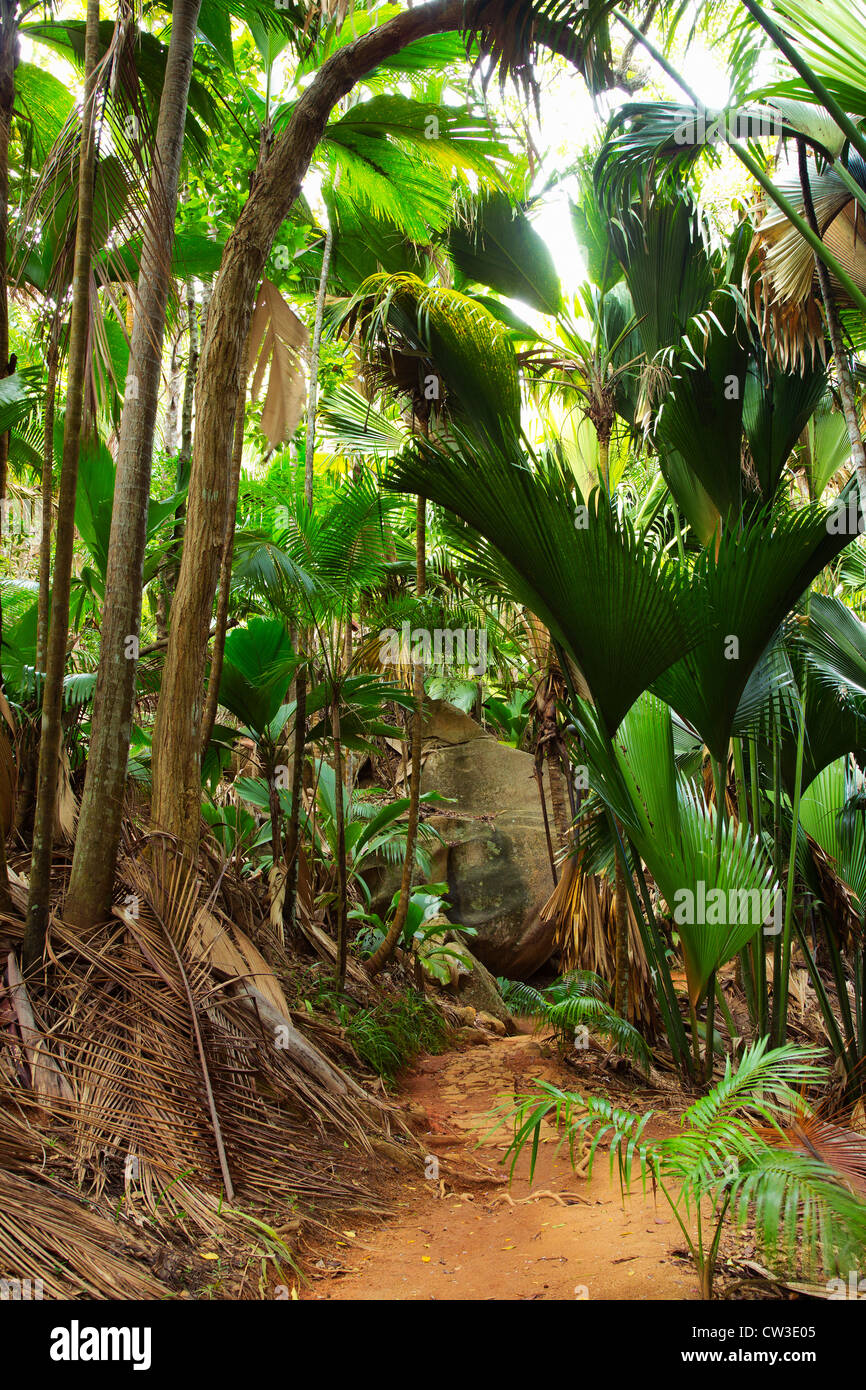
386,430 -> 699,735
652,501 -> 858,762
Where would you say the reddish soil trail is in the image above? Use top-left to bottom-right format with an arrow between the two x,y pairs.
304,1030 -> 697,1301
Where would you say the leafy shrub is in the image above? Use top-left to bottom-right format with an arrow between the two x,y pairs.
498,971 -> 651,1072
344,991 -> 448,1085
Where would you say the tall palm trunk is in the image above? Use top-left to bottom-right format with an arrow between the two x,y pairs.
36,337 -> 58,671
0,0 -> 18,501
613,830 -> 629,1018
200,355 -> 247,757
305,221 -> 333,511
64,0 -> 203,933
281,666 -> 307,937
158,279 -> 198,636
367,494 -> 426,978
332,694 -> 349,989
22,0 -> 100,970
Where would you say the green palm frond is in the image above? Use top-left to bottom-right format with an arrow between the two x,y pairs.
345,271 -> 522,443
801,758 -> 866,912
218,618 -> 297,738
495,1041 -> 866,1288
763,0 -> 866,121
318,384 -> 407,457
801,592 -> 866,700
652,501 -> 858,762
684,1039 -> 824,1131
387,431 -> 699,736
449,189 -> 561,315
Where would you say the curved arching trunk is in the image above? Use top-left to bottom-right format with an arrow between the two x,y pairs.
150,0 -> 463,852
63,0 -> 203,933
147,0 -> 601,854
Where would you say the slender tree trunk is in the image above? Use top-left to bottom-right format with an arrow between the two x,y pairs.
36,341 -> 57,672
546,745 -> 570,845
704,969 -> 716,1082
199,355 -> 247,757
332,695 -> 348,990
0,0 -> 18,501
599,432 -> 610,494
22,0 -> 100,969
63,0 -> 203,933
180,283 -> 199,464
158,279 -> 199,636
282,666 -> 306,936
613,823 -> 629,1018
267,751 -> 281,868
304,221 -> 334,511
366,494 -> 426,977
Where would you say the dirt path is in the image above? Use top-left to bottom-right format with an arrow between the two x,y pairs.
304,1030 -> 697,1301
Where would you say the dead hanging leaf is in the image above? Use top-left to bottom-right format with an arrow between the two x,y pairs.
248,279 -> 308,448
54,743 -> 78,842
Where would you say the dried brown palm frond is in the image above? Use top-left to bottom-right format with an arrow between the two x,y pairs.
0,1167 -> 171,1300
1,838 -> 409,1263
807,833 -> 862,953
544,850 -> 658,1035
748,151 -> 866,370
762,1115 -> 866,1200
247,279 -> 308,448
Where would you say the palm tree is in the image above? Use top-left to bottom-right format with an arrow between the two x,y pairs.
61,0 -> 208,934
22,0 -> 100,971
147,0 -> 678,856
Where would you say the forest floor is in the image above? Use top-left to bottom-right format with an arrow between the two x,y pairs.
300,1024 -> 702,1301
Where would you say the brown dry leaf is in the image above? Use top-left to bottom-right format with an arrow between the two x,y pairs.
248,278 -> 307,447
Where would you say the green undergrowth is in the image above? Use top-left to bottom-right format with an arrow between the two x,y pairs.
343,990 -> 449,1086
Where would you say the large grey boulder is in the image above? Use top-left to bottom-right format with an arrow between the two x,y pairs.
408,701 -> 560,979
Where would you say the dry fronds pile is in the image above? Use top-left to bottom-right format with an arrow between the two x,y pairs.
543,851 -> 659,1035
0,837 -> 413,1296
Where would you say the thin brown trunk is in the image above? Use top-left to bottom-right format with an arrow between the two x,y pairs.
599,432 -> 610,494
36,343 -> 57,672
366,494 -> 426,977
22,0 -> 100,969
613,823 -> 629,1018
282,666 -> 307,937
546,745 -> 570,846
64,0 -> 203,933
0,0 -> 18,501
200,356 -> 247,757
160,279 -> 198,624
180,284 -> 198,461
332,696 -> 348,990
304,221 -> 333,511
267,753 -> 281,867
534,754 -> 558,887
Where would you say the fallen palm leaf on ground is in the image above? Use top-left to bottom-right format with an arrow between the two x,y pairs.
0,837 -> 420,1296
